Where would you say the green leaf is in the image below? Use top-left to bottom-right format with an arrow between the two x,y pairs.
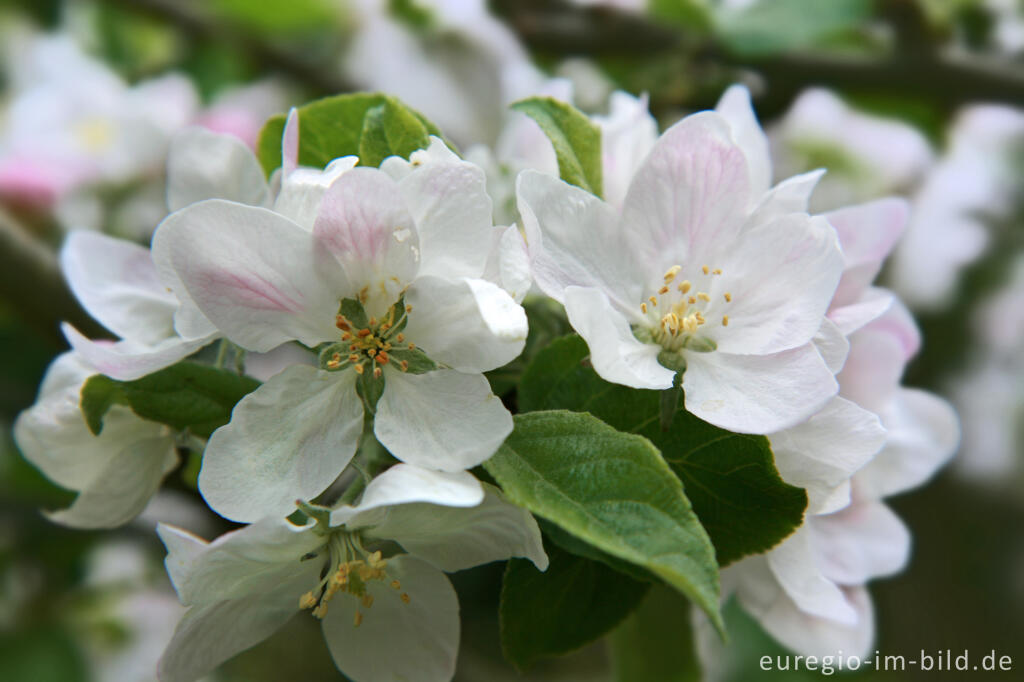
484,410 -> 723,633
518,335 -> 806,566
80,362 -> 260,437
256,93 -> 442,175
608,585 -> 702,682
717,0 -> 872,56
500,541 -> 650,669
539,518 -> 656,584
357,100 -> 432,168
511,97 -> 603,197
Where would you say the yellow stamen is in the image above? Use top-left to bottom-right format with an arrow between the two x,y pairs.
391,580 -> 401,590
400,593 -> 411,604
354,364 -> 364,375
724,292 -> 732,302
648,296 -> 658,307
722,315 -> 729,326
663,265 -> 681,282
698,292 -> 711,302
354,610 -> 363,627
702,265 -> 709,275
658,285 -> 670,295
641,302 -> 648,314
299,592 -> 317,609
678,280 -> 691,294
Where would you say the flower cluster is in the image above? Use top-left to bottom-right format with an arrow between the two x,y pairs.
14,76 -> 959,680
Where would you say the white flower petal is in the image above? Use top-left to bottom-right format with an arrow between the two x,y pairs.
810,500 -> 910,584
855,388 -> 959,498
749,169 -> 825,223
158,518 -> 322,606
367,483 -> 548,573
621,111 -> 751,275
595,91 -> 658,208
767,527 -> 858,624
47,435 -> 177,529
166,126 -> 269,211
394,138 -> 494,280
771,397 -> 885,515
282,107 -> 299,175
813,318 -> 849,375
683,344 -> 838,434
517,170 -> 643,309
374,369 -> 512,471
711,214 -> 842,355
403,276 -> 527,373
199,365 -> 363,523
321,556 -> 459,682
273,156 -> 358,230
60,230 -> 177,345
313,167 -> 419,311
828,286 -> 894,336
62,323 -> 213,381
157,566 -> 316,682
564,285 -> 675,390
331,464 -> 484,527
715,84 -> 771,196
153,199 -> 344,351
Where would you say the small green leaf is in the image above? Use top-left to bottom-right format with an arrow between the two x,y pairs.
338,298 -> 369,330
357,100 -> 432,168
500,542 -> 650,669
511,97 -> 603,197
518,335 -> 807,566
387,347 -> 436,374
484,410 -> 723,633
80,362 -> 261,437
257,93 -> 442,175
608,585 -> 702,682
80,375 -> 128,435
539,518 -> 656,584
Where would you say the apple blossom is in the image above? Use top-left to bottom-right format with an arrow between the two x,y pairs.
518,88 -> 844,434
153,123 -> 527,522
156,464 -> 546,682
13,352 -> 178,528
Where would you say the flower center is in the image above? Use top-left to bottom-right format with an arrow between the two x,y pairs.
319,294 -> 434,378
636,264 -> 733,357
299,531 -> 409,627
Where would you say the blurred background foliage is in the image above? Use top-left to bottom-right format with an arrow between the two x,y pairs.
0,0 -> 1022,680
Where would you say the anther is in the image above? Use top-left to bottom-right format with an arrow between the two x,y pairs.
373,366 -> 383,379
400,360 -> 409,372
400,593 -> 410,604
396,333 -> 405,343
369,317 -> 377,326
362,594 -> 374,608
688,296 -> 697,304
391,580 -> 401,590
354,610 -> 363,627
357,329 -> 372,338
702,265 -> 709,275
724,292 -> 732,302
299,592 -> 317,609
698,292 -> 711,302
658,285 -> 669,295
405,304 -> 413,313
664,265 -> 681,282
354,364 -> 365,375
407,343 -> 416,351
722,315 -> 729,326
377,352 -> 390,364
679,280 -> 691,294
335,315 -> 350,331
367,349 -> 377,358
641,302 -> 648,314
341,332 -> 353,341
648,296 -> 658,307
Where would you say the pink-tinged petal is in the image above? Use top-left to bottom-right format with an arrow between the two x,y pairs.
273,156 -> 358,231
715,84 -> 772,197
810,500 -> 910,585
199,366 -> 363,523
855,388 -> 959,498
564,286 -> 675,390
313,167 -> 419,314
621,111 -> 751,277
517,170 -> 643,311
166,127 -> 269,212
826,197 -> 909,307
403,276 -> 527,373
683,343 -> 837,434
153,199 -> 345,352
709,214 -> 843,355
771,397 -> 885,515
396,138 -> 494,280
61,231 -> 178,345
839,300 -> 920,411
62,323 -> 214,381
282,108 -> 299,175
828,286 -> 894,336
